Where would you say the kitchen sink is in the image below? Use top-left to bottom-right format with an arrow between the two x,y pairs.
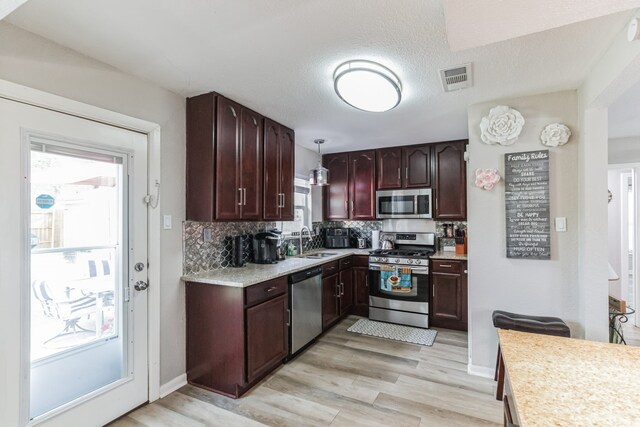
302,252 -> 338,259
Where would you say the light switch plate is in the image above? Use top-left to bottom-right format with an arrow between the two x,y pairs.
163,215 -> 172,230
555,217 -> 567,232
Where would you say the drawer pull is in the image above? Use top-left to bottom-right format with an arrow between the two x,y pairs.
265,286 -> 278,292
439,264 -> 453,268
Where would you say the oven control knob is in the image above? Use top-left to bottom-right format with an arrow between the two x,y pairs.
395,259 -> 400,263
407,259 -> 413,264
414,259 -> 421,265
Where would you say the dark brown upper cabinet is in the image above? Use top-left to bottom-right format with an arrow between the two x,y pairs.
323,153 -> 350,220
349,150 -> 376,220
433,140 -> 467,220
263,119 -> 295,221
324,151 -> 376,221
376,144 -> 431,190
215,96 -> 263,220
376,147 -> 403,190
403,144 -> 432,188
186,91 -> 293,222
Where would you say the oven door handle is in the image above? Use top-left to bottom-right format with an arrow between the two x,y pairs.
369,264 -> 429,275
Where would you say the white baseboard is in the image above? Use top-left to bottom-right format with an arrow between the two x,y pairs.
159,373 -> 187,398
467,364 -> 495,378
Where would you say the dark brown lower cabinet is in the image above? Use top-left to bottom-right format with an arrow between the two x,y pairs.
246,294 -> 288,383
322,274 -> 340,330
339,268 -> 353,315
352,256 -> 370,317
186,276 -> 288,398
429,260 -> 468,331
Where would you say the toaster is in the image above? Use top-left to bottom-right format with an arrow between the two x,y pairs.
325,228 -> 350,248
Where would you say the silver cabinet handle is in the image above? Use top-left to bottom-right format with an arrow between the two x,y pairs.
405,167 -> 408,180
238,188 -> 243,205
340,283 -> 345,296
350,200 -> 354,216
286,308 -> 291,326
282,193 -> 286,208
265,286 -> 278,292
439,264 -> 452,268
365,275 -> 368,288
243,188 -> 247,206
335,283 -> 341,299
398,167 -> 401,182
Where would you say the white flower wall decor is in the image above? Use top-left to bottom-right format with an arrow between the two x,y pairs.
540,123 -> 571,147
474,168 -> 501,190
479,105 -> 525,146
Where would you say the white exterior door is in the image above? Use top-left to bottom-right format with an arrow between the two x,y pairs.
0,97 -> 149,426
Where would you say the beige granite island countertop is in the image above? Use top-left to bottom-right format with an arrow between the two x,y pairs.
182,248 -> 371,287
499,329 -> 640,426
430,251 -> 467,261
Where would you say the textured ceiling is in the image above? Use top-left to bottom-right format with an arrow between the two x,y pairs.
444,0 -> 640,51
6,1 -> 633,153
609,78 -> 640,139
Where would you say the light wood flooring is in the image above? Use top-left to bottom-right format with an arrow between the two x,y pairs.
110,316 -> 502,426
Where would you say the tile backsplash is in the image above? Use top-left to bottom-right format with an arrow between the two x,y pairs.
183,219 -> 467,274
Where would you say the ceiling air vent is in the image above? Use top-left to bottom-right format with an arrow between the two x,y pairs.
439,63 -> 472,92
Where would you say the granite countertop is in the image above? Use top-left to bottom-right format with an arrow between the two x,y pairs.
182,248 -> 371,287
431,251 -> 467,261
499,329 -> 640,426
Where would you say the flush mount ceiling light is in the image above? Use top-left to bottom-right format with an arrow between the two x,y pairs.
333,60 -> 402,112
309,139 -> 329,186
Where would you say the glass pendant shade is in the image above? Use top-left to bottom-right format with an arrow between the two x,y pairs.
309,139 -> 329,186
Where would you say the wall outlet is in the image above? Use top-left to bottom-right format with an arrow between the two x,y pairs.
203,228 -> 213,242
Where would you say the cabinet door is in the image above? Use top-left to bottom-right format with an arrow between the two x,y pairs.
349,150 -> 376,220
403,144 -> 431,188
434,141 -> 467,220
322,275 -> 340,330
240,107 -> 263,220
353,267 -> 369,317
339,269 -> 354,316
376,147 -> 403,190
263,119 -> 281,220
323,153 -> 349,220
279,126 -> 295,221
246,294 -> 288,383
431,273 -> 463,321
215,96 -> 242,220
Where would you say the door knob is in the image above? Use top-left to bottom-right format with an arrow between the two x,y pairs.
134,281 -> 149,291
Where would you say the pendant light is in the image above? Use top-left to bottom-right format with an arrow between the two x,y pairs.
309,139 -> 329,186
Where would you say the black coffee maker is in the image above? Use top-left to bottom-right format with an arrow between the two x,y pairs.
252,232 -> 280,264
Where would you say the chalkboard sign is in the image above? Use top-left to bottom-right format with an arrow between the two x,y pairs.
504,150 -> 550,260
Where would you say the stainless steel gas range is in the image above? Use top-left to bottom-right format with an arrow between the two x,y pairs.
368,232 -> 435,328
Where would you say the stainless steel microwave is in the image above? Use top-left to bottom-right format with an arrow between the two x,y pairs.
376,189 -> 432,219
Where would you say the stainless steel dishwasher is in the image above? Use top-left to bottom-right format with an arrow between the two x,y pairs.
288,266 -> 323,357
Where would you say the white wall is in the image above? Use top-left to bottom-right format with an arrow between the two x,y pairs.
0,22 -> 186,387
467,90 -> 579,374
295,144 -> 324,222
576,9 -> 640,342
609,137 -> 640,164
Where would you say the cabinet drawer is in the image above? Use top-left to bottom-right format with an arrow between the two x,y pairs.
352,255 -> 369,267
245,276 -> 287,307
431,260 -> 464,273
339,257 -> 353,270
322,260 -> 339,276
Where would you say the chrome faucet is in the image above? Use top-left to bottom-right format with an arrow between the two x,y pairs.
299,226 -> 311,255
